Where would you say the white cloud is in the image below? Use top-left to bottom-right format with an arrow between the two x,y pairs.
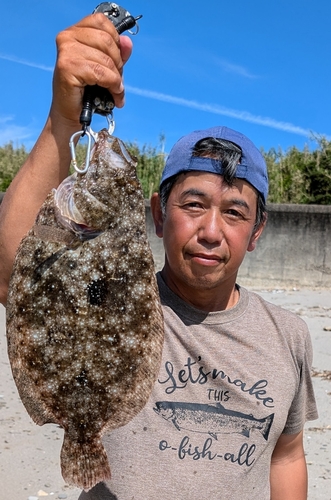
214,58 -> 259,79
0,116 -> 34,147
126,85 -> 323,138
0,53 -> 53,72
0,53 -> 327,139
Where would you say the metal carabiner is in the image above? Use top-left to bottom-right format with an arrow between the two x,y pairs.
69,114 -> 115,174
69,128 -> 94,175
105,114 -> 115,135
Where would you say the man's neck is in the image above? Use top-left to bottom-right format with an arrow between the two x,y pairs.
160,268 -> 239,312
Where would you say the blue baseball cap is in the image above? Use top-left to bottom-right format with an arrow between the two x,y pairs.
160,126 -> 268,201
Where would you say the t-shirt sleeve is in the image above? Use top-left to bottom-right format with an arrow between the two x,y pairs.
282,326 -> 318,434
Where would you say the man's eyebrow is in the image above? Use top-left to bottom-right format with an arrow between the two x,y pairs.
228,198 -> 250,210
180,188 -> 207,197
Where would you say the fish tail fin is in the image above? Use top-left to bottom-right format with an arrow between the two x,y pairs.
261,413 -> 275,441
60,432 -> 111,491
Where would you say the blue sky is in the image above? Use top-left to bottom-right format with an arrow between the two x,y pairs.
0,0 -> 330,155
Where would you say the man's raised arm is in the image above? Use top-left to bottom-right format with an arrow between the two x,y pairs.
0,13 -> 132,305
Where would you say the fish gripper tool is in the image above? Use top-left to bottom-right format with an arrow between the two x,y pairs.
70,2 -> 142,174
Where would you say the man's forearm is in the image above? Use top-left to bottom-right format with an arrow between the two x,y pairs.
0,115 -> 76,305
270,455 -> 308,500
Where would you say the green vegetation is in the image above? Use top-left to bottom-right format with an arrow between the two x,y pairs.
1,136 -> 331,204
126,134 -> 166,199
263,137 -> 331,204
0,143 -> 29,192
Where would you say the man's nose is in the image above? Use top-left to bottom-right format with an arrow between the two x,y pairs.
197,209 -> 223,244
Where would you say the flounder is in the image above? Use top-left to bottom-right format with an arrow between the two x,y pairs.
6,129 -> 164,491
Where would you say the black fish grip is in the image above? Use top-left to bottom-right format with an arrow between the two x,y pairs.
79,3 -> 142,132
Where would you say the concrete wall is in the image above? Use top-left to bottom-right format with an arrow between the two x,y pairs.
145,202 -> 331,289
1,193 -> 330,288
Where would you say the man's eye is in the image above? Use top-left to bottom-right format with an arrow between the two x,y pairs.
184,202 -> 203,209
226,209 -> 242,217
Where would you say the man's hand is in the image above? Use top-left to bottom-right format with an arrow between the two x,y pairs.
51,13 -> 133,127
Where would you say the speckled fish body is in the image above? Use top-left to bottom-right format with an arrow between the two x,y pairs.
6,130 -> 164,491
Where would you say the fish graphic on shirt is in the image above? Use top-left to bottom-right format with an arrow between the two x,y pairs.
154,401 -> 274,441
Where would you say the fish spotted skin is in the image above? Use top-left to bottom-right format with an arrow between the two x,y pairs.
154,401 -> 274,441
6,130 -> 164,491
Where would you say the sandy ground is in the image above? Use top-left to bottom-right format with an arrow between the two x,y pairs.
1,288 -> 330,500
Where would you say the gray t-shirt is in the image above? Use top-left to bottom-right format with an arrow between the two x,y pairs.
80,274 -> 318,500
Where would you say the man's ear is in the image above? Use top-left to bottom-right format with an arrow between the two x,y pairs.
150,192 -> 164,238
247,216 -> 267,252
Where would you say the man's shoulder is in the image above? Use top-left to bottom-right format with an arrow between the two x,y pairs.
244,287 -> 309,333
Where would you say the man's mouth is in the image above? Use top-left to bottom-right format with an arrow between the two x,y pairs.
189,252 -> 222,265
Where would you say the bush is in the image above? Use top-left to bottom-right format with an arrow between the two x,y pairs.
262,137 -> 331,205
1,135 -> 331,204
0,143 -> 29,192
126,135 -> 166,199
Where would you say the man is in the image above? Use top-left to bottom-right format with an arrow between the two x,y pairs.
0,13 -> 317,500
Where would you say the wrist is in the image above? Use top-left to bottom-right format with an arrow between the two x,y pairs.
48,106 -> 81,139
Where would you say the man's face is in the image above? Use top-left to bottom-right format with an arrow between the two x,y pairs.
152,171 -> 265,310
